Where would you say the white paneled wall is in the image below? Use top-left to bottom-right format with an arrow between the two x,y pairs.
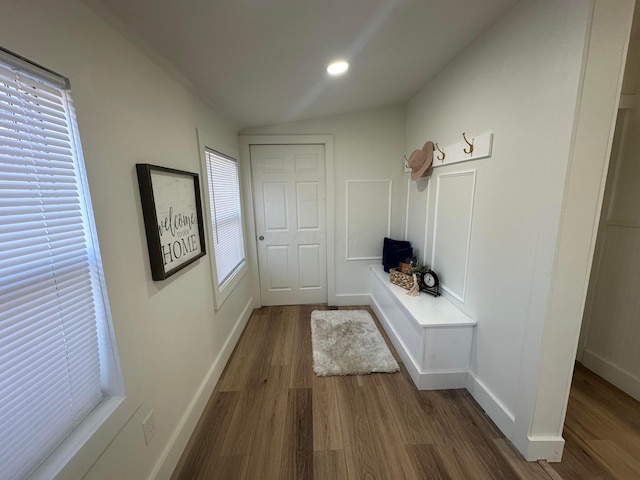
403,0 -> 602,461
405,177 -> 430,261
586,227 -> 640,380
404,169 -> 477,304
581,104 -> 640,402
346,180 -> 392,260
432,170 -> 477,302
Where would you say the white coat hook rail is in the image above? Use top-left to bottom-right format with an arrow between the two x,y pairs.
431,131 -> 493,169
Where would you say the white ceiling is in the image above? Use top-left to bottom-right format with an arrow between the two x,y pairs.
87,0 -> 520,129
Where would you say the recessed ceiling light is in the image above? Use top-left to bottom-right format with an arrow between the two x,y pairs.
327,61 -> 349,76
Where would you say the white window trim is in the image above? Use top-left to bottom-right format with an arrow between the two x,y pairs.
197,129 -> 248,310
0,48 -> 140,480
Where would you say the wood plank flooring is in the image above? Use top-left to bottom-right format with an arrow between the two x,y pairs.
171,305 -> 640,480
548,363 -> 640,480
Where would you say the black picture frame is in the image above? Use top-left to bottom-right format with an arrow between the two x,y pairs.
136,163 -> 206,281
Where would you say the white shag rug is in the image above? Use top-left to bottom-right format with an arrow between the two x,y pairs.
310,310 -> 400,377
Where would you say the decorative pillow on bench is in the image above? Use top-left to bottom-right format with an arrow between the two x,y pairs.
382,237 -> 413,273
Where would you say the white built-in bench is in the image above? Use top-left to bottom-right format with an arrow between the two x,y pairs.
369,264 -> 476,390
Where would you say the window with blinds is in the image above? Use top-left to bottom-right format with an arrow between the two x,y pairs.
0,50 -> 121,480
204,149 -> 246,297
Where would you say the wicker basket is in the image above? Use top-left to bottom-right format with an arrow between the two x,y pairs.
389,268 -> 414,290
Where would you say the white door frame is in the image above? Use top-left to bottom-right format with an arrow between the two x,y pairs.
239,135 -> 335,307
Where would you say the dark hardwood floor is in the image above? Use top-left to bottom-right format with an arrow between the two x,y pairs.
171,305 -> 640,480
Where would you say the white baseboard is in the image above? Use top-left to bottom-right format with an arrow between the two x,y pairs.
148,297 -> 254,480
465,370 -> 515,439
582,349 -> 640,402
417,371 -> 469,390
332,293 -> 371,306
519,435 -> 565,462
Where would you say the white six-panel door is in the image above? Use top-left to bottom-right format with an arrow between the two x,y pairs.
250,144 -> 327,305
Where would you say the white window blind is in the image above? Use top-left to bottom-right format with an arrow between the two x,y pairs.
205,149 -> 245,286
0,53 -> 116,480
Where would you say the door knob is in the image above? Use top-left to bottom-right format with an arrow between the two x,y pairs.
258,235 -> 264,241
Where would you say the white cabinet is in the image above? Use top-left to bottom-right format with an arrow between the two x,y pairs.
369,264 -> 476,390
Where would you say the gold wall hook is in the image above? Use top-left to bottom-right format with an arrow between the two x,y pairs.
462,132 -> 474,155
435,143 -> 445,161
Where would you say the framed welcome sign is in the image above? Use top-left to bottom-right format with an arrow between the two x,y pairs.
136,164 -> 206,280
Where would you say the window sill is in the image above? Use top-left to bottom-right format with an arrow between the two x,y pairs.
30,394 -> 140,480
213,262 -> 248,311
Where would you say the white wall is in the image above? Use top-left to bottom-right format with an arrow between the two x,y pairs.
241,105 -> 406,305
3,0 -> 630,475
520,0 -> 633,460
578,106 -> 640,401
240,0 -> 634,462
404,0 -> 593,460
1,1 -> 253,479
577,33 -> 640,403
